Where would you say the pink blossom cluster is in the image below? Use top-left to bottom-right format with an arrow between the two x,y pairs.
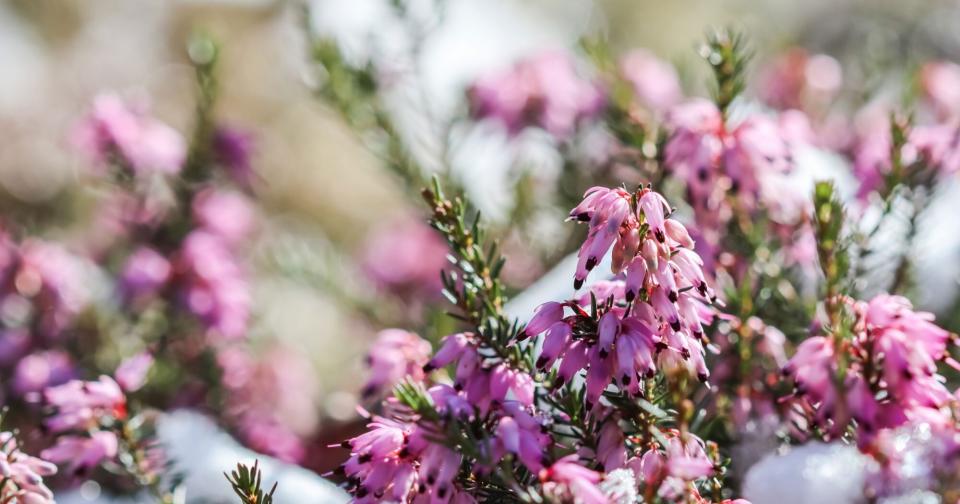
0,430 -> 57,503
72,93 -> 186,176
218,345 -> 319,463
756,48 -> 843,112
361,217 -> 449,305
850,105 -> 960,199
784,294 -> 957,446
468,51 -> 605,138
362,329 -> 432,398
424,332 -> 536,413
0,233 -> 91,399
521,186 -> 714,406
339,415 -> 473,503
40,376 -> 127,474
619,49 -> 683,116
175,189 -> 255,342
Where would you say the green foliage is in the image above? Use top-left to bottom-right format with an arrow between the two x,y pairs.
225,461 -> 277,504
422,178 -> 532,371
813,180 -> 852,333
700,28 -> 751,116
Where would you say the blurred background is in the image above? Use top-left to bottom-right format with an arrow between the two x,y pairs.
2,0 -> 960,483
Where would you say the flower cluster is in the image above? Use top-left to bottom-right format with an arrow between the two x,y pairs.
784,294 -> 957,445
521,186 -> 714,407
72,93 -> 186,176
0,429 -> 57,503
362,329 -> 432,398
338,183 -> 747,504
0,234 -> 89,400
338,415 -> 472,503
469,51 -> 605,137
41,375 -> 127,474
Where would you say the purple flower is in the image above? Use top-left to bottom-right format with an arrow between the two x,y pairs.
176,231 -> 251,341
12,350 -> 74,398
71,93 -> 186,176
524,186 -> 715,409
213,126 -> 257,189
120,246 -> 171,301
340,416 -> 473,502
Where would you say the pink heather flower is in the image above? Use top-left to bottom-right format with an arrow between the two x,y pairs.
425,332 -> 538,415
539,455 -> 607,504
850,106 -> 960,198
666,101 -> 796,217
192,188 -> 257,246
362,329 -> 432,398
0,431 -> 57,503
786,294 -> 957,443
920,61 -> 960,120
596,414 -> 627,471
524,187 -> 714,409
120,246 -> 171,301
492,404 -> 552,471
340,416 -> 472,502
361,217 -> 448,301
664,435 -> 713,481
756,48 -> 842,111
42,376 -> 127,433
176,231 -> 251,341
469,51 -> 605,138
213,126 -> 257,188
71,93 -> 186,175
619,49 -> 683,114
41,431 -> 119,476
12,350 -> 74,398
115,352 -> 155,392
909,122 -> 960,176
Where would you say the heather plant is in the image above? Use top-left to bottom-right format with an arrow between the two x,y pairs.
0,4 -> 959,504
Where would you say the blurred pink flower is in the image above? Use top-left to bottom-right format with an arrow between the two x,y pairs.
121,246 -> 171,301
620,49 -> 683,114
469,51 -> 605,137
539,455 -> 607,504
756,48 -> 842,111
72,93 -> 186,176
920,61 -> 960,120
0,430 -> 57,503
12,350 -> 74,398
213,126 -> 257,189
218,345 -> 318,463
43,376 -> 127,433
362,329 -> 431,398
115,352 -> 154,392
192,188 -> 257,246
41,431 -> 118,476
176,231 -> 250,341
361,216 -> 448,301
15,240 -> 90,340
